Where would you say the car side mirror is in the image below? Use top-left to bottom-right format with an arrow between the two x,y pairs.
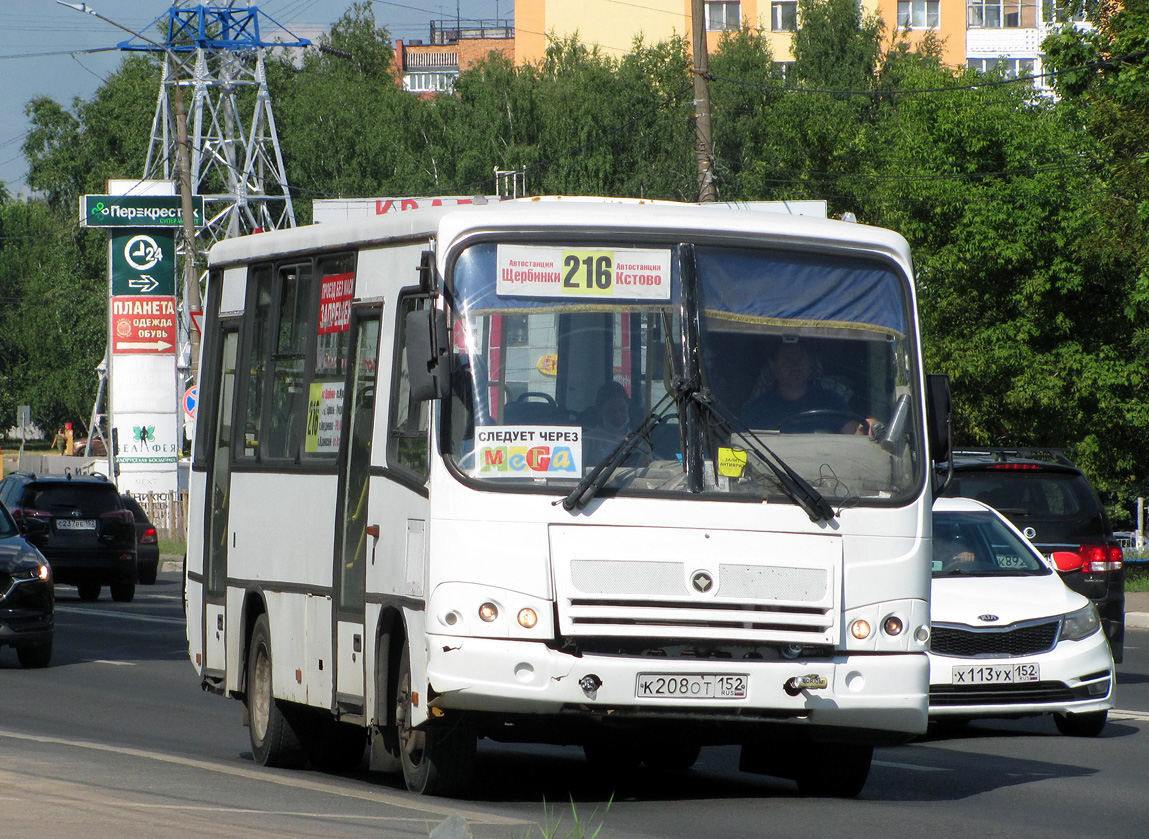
1050,551 -> 1084,573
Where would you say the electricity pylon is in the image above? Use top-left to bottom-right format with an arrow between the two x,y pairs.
121,2 -> 310,245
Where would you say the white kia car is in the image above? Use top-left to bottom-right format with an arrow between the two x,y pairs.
929,497 -> 1115,736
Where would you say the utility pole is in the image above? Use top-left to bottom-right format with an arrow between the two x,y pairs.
691,0 -> 717,203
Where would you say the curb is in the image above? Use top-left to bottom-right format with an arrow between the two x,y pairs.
1127,611 -> 1149,630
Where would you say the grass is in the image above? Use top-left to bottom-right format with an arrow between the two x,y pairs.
158,537 -> 187,558
1125,562 -> 1149,593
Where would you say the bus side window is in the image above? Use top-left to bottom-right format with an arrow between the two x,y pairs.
389,294 -> 431,479
265,263 -> 313,461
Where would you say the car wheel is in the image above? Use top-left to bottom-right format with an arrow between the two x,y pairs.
246,614 -> 308,768
110,582 -> 136,603
396,644 -> 475,795
76,583 -> 101,601
16,640 -> 52,669
1054,709 -> 1108,737
794,743 -> 873,798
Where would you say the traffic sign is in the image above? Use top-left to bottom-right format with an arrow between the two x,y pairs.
112,231 -> 176,296
82,194 -> 205,228
184,386 -> 198,420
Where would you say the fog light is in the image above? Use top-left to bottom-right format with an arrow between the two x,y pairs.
478,602 -> 499,622
882,615 -> 904,636
1087,680 -> 1110,696
517,608 -> 538,629
443,610 -> 461,627
915,625 -> 930,643
850,619 -> 872,640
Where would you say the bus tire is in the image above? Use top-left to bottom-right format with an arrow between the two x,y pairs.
247,614 -> 307,768
396,645 -> 475,795
794,743 -> 872,798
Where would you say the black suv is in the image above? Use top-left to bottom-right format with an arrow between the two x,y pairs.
0,500 -> 54,667
0,472 -> 137,603
940,448 -> 1125,662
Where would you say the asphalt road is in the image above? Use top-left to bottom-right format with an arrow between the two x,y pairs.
2,569 -> 1147,839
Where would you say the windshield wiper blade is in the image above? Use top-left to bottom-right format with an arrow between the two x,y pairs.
692,389 -> 836,523
560,392 -> 675,512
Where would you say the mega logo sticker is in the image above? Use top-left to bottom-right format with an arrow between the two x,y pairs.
474,426 -> 583,478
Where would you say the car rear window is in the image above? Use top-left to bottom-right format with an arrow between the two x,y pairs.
944,471 -> 1100,521
23,483 -> 121,515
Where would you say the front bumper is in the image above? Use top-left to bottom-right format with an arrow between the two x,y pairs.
425,635 -> 930,738
928,628 -> 1114,718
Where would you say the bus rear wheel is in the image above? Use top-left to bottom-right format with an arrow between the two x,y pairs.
395,646 -> 475,795
247,614 -> 307,768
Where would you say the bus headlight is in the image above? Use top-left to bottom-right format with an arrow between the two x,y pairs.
478,602 -> 499,622
850,619 -> 872,640
517,608 -> 538,629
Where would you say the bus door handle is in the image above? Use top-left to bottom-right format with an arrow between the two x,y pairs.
367,524 -> 380,564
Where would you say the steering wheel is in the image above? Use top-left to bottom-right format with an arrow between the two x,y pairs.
778,409 -> 869,434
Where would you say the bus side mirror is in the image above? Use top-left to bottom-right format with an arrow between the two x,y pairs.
926,374 -> 952,463
405,308 -> 449,402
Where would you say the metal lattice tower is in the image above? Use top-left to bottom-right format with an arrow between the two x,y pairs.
120,2 -> 310,244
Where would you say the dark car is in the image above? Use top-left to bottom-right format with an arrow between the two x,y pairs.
0,472 -> 137,603
940,448 -> 1125,662
121,494 -> 160,585
0,499 -> 54,667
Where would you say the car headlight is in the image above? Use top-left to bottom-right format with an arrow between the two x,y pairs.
1061,604 -> 1102,642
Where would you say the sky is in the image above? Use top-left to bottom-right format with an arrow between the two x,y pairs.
0,0 -> 514,198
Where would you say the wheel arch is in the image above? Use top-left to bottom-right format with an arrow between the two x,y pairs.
237,588 -> 268,702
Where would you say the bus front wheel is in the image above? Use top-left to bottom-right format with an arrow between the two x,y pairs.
247,614 -> 307,768
395,645 -> 475,795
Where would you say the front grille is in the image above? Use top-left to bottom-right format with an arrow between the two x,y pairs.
932,620 -> 1060,658
930,681 -> 1076,706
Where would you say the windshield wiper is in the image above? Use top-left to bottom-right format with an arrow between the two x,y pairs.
691,388 -> 836,523
560,391 -> 676,511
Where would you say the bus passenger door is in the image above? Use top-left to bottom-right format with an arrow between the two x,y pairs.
333,308 -> 381,715
204,328 -> 238,679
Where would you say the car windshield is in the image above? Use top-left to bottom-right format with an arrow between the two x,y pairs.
932,510 -> 1051,577
943,470 -> 1100,523
0,504 -> 17,538
443,240 -> 923,506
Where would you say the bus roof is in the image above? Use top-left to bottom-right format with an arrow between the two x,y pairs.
207,197 -> 912,270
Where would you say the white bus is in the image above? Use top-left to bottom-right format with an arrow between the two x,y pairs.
186,198 -> 952,797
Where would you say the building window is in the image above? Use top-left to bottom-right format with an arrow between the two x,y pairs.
705,1 -> 741,31
773,61 -> 795,79
771,2 -> 798,32
967,0 -> 1037,28
967,57 -> 1036,78
898,0 -> 940,28
403,72 -> 456,93
1050,1 -> 1086,22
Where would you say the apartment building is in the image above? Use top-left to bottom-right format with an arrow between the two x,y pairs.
512,0 -> 1084,86
395,18 -> 515,97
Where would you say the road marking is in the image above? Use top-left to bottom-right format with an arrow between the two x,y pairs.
91,660 -> 136,666
121,803 -> 434,822
56,606 -> 185,626
1110,709 -> 1149,722
873,760 -> 947,772
0,728 -> 528,826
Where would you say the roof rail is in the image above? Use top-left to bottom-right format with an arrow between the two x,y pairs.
950,446 -> 1075,466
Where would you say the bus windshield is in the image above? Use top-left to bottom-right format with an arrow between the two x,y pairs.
445,240 -> 922,505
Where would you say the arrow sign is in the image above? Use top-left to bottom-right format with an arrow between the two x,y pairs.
115,340 -> 174,352
129,274 -> 160,293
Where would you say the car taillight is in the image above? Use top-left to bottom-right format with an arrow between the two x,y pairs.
11,507 -> 50,521
100,510 -> 136,526
1078,543 -> 1123,572
140,526 -> 158,545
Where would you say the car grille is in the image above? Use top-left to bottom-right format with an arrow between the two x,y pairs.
930,681 -> 1076,706
932,620 -> 1060,658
